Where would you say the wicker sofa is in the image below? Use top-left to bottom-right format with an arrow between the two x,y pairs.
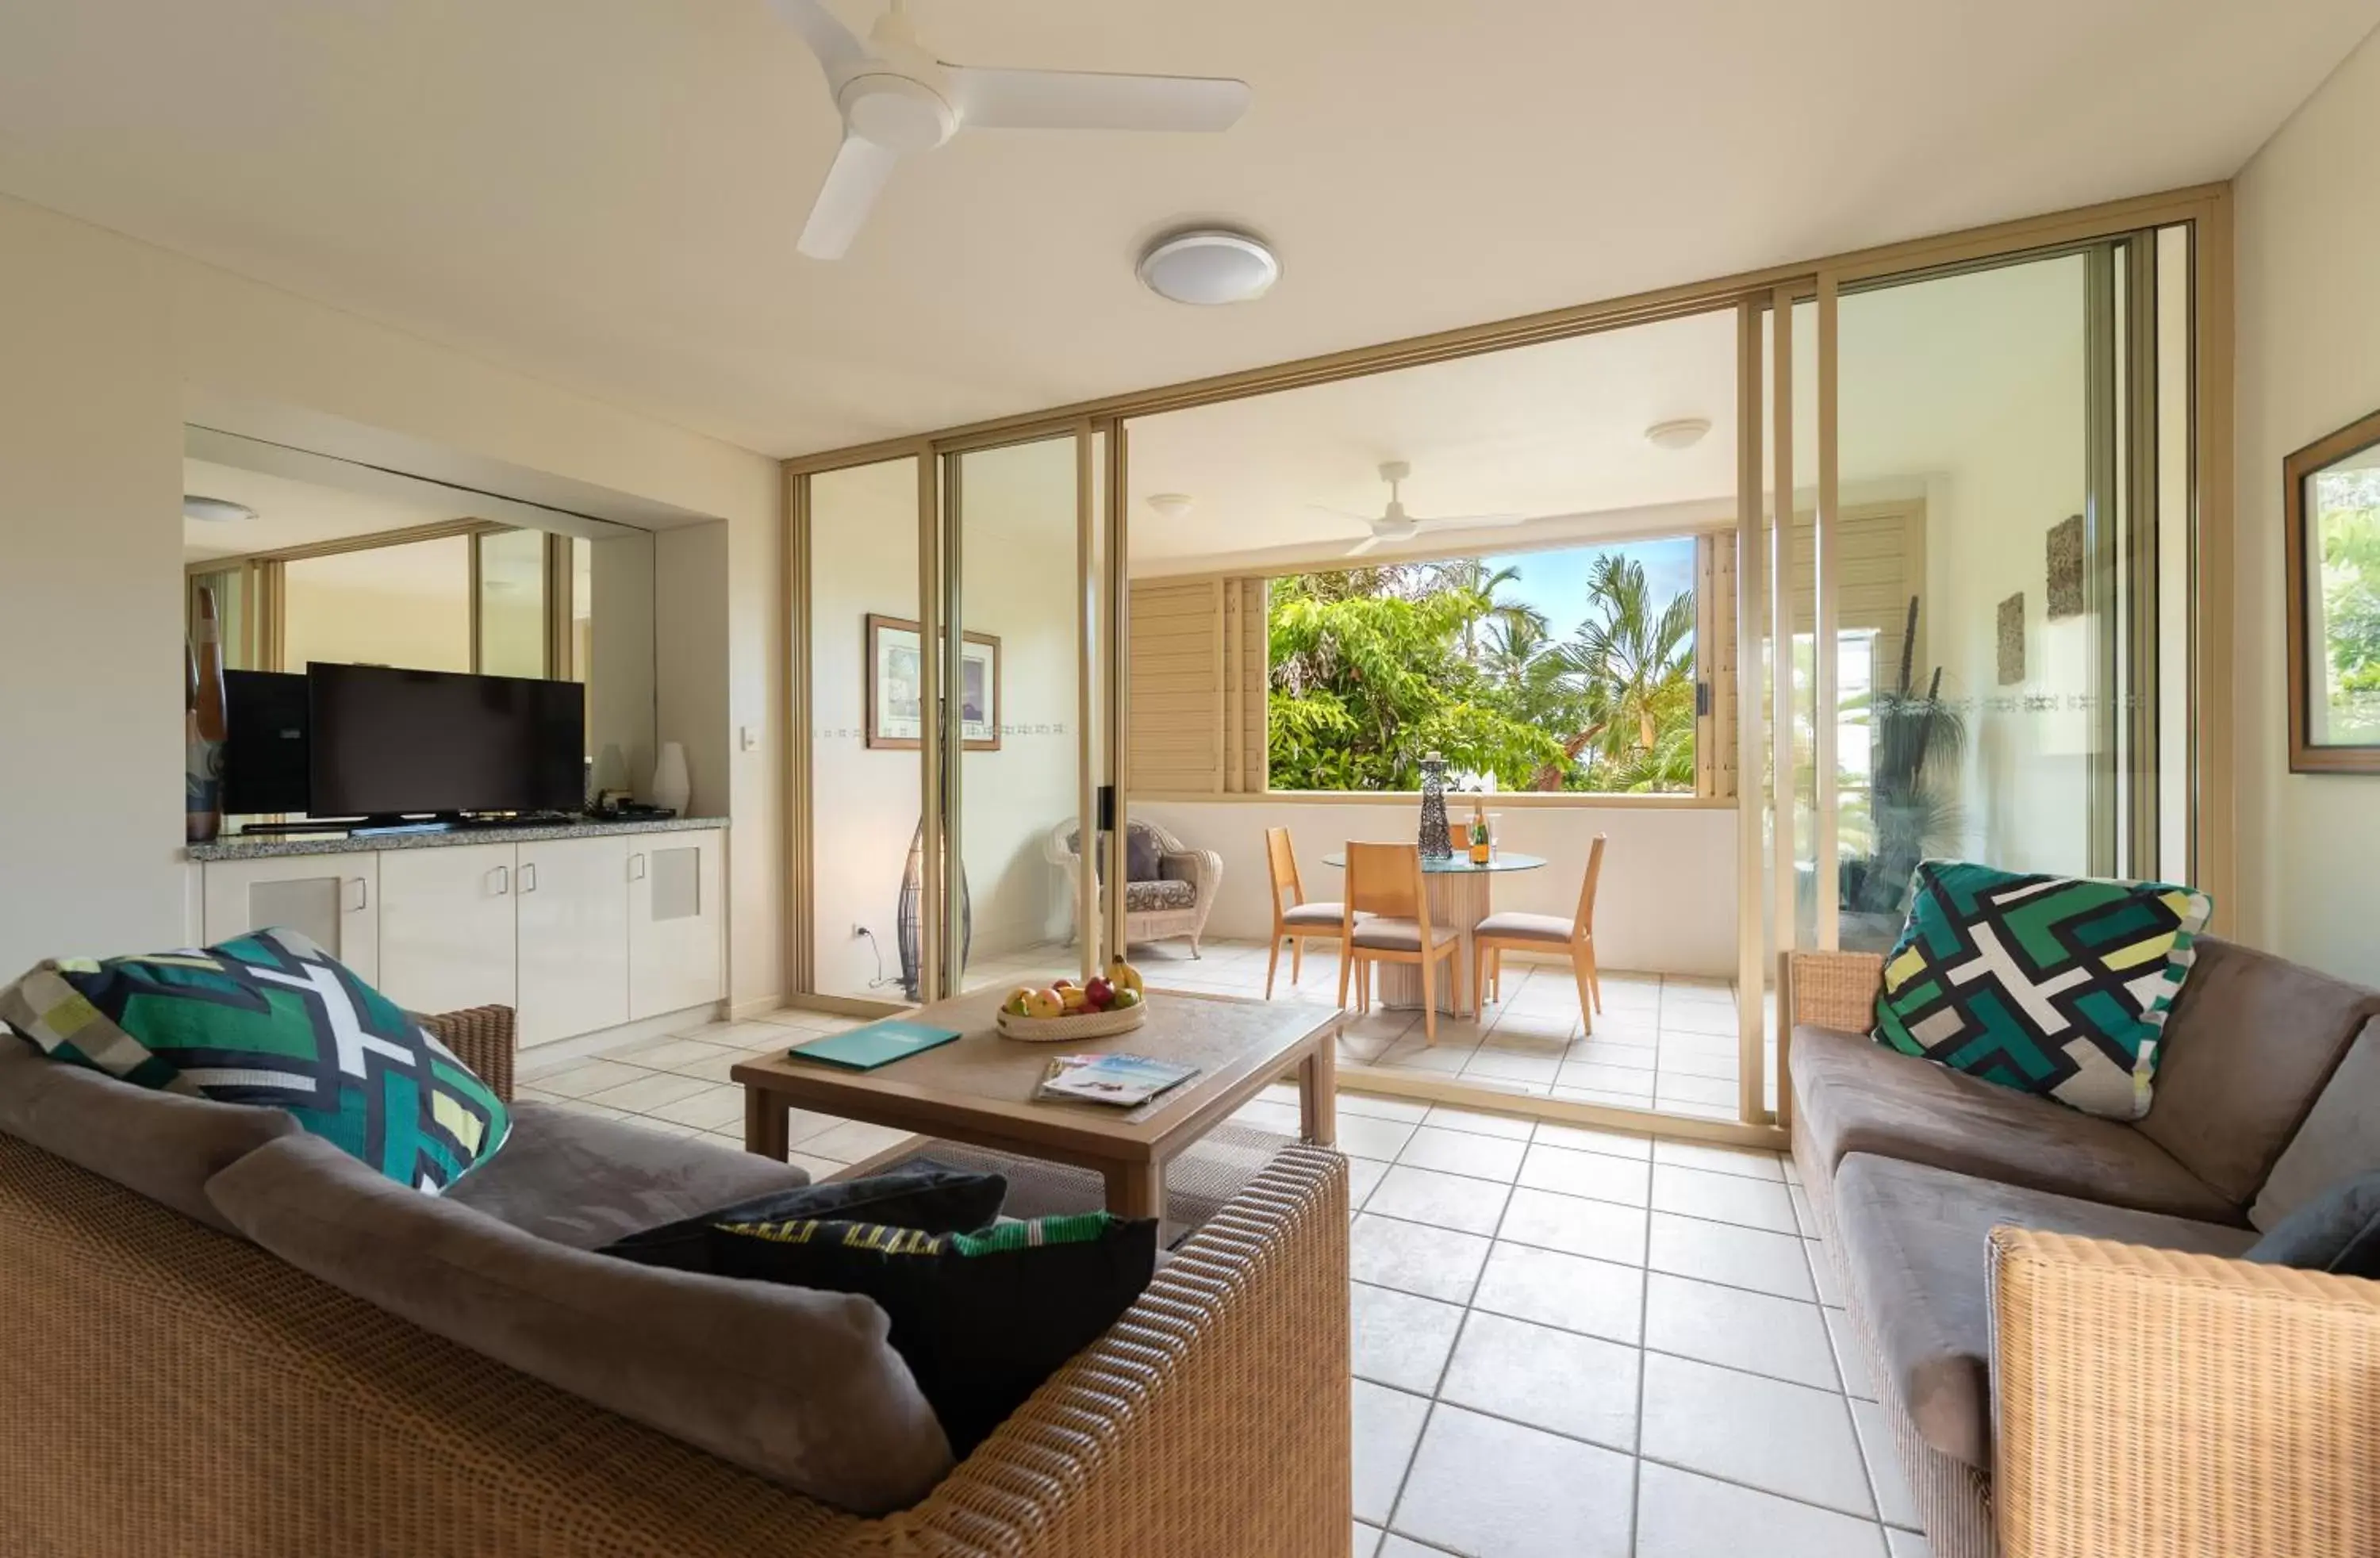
1787,939 -> 2380,1558
0,1006 -> 1350,1557
1046,819 -> 1222,956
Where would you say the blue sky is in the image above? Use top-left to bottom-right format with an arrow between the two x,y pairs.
1477,537 -> 1696,638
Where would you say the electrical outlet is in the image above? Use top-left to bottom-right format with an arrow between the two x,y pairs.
851,923 -> 869,938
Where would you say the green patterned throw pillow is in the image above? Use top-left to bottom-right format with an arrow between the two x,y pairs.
1873,860 -> 2212,1120
0,927 -> 509,1192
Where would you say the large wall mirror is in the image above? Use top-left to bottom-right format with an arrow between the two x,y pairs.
182,427 -> 658,817
2286,407 -> 2380,773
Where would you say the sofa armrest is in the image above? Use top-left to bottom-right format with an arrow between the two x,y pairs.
1990,1226 -> 2380,1558
895,1143 -> 1349,1556
1787,950 -> 1883,1034
419,1006 -> 517,1105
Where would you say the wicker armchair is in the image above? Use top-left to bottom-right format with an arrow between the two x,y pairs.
1045,818 -> 1222,957
1787,951 -> 2380,1558
0,1006 -> 1351,1556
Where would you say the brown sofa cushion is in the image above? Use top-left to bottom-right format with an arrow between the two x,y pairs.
2136,938 -> 2380,1207
1792,1023 -> 2236,1223
0,1038 -> 295,1234
208,1134 -> 954,1514
1831,1151 -> 2257,1470
2251,1017 -> 2380,1230
444,1101 -> 811,1249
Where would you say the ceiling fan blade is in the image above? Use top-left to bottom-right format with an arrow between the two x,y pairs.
947,65 -> 1251,132
1345,534 -> 1385,558
798,136 -> 900,259
767,0 -> 869,76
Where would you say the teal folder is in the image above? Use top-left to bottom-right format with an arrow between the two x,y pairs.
789,1019 -> 962,1071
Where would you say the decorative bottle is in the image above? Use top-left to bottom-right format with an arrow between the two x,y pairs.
1418,752 -> 1452,859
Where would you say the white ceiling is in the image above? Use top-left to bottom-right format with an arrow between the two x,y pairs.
1,1 -> 2370,460
182,458 -> 469,561
1128,252 -> 2095,572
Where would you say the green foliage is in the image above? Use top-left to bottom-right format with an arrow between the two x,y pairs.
2320,496 -> 2380,700
1265,552 -> 1698,793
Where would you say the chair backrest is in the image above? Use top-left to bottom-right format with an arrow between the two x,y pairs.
1345,842 -> 1426,928
1264,827 -> 1303,914
1575,834 -> 1608,938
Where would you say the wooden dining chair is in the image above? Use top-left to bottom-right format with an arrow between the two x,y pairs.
1472,834 -> 1606,1032
1262,825 -> 1356,999
1338,842 -> 1462,1043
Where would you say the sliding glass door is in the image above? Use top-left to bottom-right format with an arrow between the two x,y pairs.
1748,227 -> 2202,1118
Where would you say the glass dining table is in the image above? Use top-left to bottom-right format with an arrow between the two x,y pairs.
1319,850 -> 1549,1016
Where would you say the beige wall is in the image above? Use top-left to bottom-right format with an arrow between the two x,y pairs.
2236,25 -> 2380,985
0,191 -> 782,1008
281,536 -> 473,674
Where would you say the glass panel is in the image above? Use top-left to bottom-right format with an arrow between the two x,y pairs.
2305,450 -> 2380,746
1833,250 -> 2108,950
282,535 -> 471,673
948,436 -> 1088,996
808,456 -> 923,1003
475,528 -> 547,677
2155,227 -> 2194,879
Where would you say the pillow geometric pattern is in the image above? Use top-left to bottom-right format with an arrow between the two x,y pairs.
1872,859 -> 2213,1120
0,927 -> 509,1192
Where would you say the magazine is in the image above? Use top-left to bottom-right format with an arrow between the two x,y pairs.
1036,1052 -> 1200,1107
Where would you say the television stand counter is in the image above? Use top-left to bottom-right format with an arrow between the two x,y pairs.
186,817 -> 729,1050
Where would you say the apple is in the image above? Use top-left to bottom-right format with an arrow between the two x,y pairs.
1004,986 -> 1037,1018
1023,988 -> 1065,1019
1051,977 -> 1074,990
1084,977 -> 1115,1010
1113,987 -> 1142,1009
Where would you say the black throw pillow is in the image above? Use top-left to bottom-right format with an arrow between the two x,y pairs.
2245,1169 -> 2380,1278
703,1209 -> 1157,1454
601,1161 -> 1007,1273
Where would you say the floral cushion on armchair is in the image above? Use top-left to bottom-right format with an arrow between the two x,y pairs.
1123,879 -> 1197,914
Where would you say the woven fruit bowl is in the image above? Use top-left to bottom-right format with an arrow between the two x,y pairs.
994,1002 -> 1149,1043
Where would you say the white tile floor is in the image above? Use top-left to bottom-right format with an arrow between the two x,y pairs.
1306,1091 -> 1932,1558
540,952 -> 1897,1556
969,935 -> 1779,1124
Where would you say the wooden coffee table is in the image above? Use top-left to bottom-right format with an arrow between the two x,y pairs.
732,986 -> 1338,1222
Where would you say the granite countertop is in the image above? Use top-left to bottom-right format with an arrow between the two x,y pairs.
188,815 -> 729,862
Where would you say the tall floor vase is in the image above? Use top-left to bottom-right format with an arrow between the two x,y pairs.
895,820 -> 973,1002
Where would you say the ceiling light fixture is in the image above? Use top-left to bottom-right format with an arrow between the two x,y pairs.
1146,493 -> 1196,520
182,495 -> 258,524
1137,228 -> 1279,306
1644,417 -> 1712,451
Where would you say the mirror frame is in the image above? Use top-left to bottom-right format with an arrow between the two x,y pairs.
2285,405 -> 2380,774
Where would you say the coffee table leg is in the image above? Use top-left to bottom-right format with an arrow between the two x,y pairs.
1104,1158 -> 1165,1222
1299,1038 -> 1338,1148
744,1087 -> 790,1161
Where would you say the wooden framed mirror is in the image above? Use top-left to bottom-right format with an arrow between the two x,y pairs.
2286,407 -> 2380,773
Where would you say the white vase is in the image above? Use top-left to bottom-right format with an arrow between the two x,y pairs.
651,742 -> 691,815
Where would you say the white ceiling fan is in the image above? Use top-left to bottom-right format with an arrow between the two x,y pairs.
769,0 -> 1253,260
1315,462 -> 1529,556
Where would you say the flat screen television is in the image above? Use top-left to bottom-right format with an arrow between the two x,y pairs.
307,663 -> 585,818
222,669 -> 312,815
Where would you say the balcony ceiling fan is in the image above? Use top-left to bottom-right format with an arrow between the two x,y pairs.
1315,462 -> 1529,556
768,0 -> 1253,259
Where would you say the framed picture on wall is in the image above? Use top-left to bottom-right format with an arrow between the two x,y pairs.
865,614 -> 1002,751
2285,407 -> 2380,774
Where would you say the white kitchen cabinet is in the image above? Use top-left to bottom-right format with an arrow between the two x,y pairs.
202,850 -> 380,984
514,834 -> 631,1046
628,829 -> 726,1020
378,843 -> 519,1016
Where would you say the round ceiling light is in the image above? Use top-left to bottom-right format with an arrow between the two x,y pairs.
1644,417 -> 1712,451
1138,228 -> 1279,306
182,495 -> 258,524
1146,493 -> 1196,520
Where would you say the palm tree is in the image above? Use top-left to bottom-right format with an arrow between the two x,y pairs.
1554,555 -> 1695,774
1431,559 -> 1545,663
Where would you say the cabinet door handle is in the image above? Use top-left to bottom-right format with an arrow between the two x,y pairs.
348,878 -> 369,912
628,853 -> 647,881
491,865 -> 510,896
520,863 -> 539,894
